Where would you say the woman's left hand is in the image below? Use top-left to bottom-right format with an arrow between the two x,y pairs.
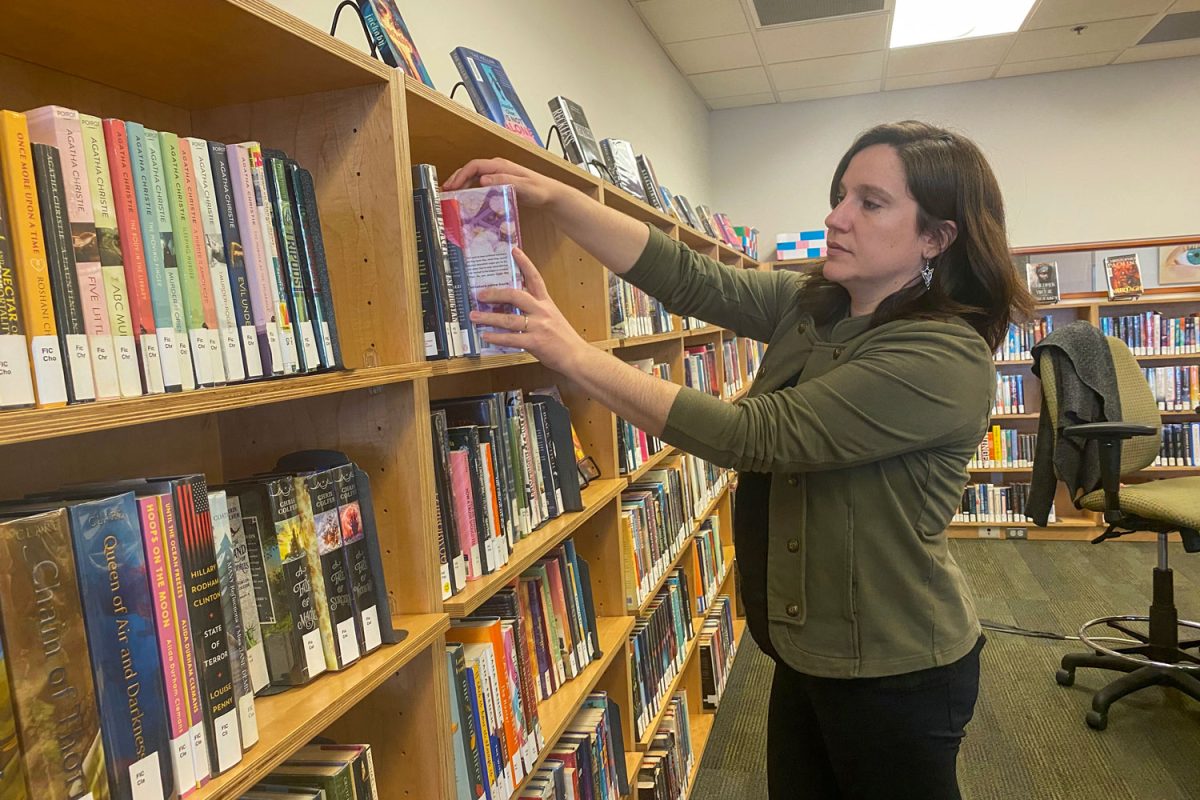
471,248 -> 590,375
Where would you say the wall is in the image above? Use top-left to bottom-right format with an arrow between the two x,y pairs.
709,56 -> 1200,257
270,0 -> 714,202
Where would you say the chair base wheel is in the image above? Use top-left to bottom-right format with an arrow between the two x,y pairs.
1055,668 -> 1075,687
1086,710 -> 1108,731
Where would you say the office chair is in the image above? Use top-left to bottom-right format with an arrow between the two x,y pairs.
1037,334 -> 1200,730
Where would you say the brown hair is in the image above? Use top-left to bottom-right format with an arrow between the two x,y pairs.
796,121 -> 1033,351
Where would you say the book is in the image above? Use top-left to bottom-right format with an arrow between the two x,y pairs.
225,494 -> 271,692
288,165 -> 342,369
1104,253 -> 1143,301
547,97 -> 606,180
431,409 -> 466,597
263,149 -> 322,372
440,196 -> 482,357
0,633 -> 27,800
413,164 -> 461,359
209,491 -> 260,750
440,184 -> 525,356
361,0 -> 434,87
26,106 -> 122,400
451,48 -> 543,147
287,744 -> 378,800
297,470 -> 360,669
0,110 -> 67,408
599,139 -> 646,202
267,762 -> 355,800
1025,261 -> 1059,304
446,644 -> 485,800
77,113 -> 144,398
635,154 -> 665,212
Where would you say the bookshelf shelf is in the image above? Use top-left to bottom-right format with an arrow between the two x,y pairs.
995,359 -> 1035,366
1034,290 -> 1200,311
191,612 -> 449,800
615,330 -> 688,349
947,518 -> 1097,529
425,351 -> 543,376
623,444 -> 679,484
683,326 -> 726,341
726,385 -> 751,403
442,478 -> 626,618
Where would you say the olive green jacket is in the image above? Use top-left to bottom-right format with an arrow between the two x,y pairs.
625,227 -> 994,677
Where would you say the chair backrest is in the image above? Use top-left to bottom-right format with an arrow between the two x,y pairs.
1039,335 -> 1161,476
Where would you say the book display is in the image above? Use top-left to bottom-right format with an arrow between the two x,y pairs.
0,4 -> 751,798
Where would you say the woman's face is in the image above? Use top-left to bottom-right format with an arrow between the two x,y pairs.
822,144 -> 941,295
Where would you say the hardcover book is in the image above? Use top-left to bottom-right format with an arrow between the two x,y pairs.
635,154 -> 664,212
599,139 -> 645,202
299,470 -> 360,668
1025,261 -> 1060,304
0,634 -> 27,799
548,97 -> 605,180
1104,253 -> 1143,301
361,0 -> 435,87
224,494 -> 271,692
413,164 -> 462,359
441,196 -> 483,357
288,165 -> 343,369
451,48 -> 543,147
209,491 -> 259,750
263,150 -> 321,372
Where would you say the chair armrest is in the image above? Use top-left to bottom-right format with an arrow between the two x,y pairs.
1062,422 -> 1158,440
1061,422 -> 1157,524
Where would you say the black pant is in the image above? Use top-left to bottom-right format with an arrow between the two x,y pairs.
767,635 -> 985,800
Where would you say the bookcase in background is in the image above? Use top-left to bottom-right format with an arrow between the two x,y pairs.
0,3 -> 756,798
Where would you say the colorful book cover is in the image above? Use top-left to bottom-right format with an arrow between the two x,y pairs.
208,491 -> 258,750
0,110 -> 67,408
77,114 -> 143,398
224,495 -> 270,693
25,105 -> 121,399
0,633 -> 27,800
440,184 -> 525,356
361,0 -> 435,87
262,151 -> 320,372
101,118 -> 165,394
291,475 -> 343,670
1104,253 -> 1143,301
64,494 -> 174,799
178,139 -> 226,384
0,509 -> 109,799
446,647 -> 479,800
451,48 -> 543,147
0,125 -> 34,410
332,464 -> 382,653
440,196 -> 482,356
301,471 -> 359,667
243,143 -> 300,374
123,121 -> 184,393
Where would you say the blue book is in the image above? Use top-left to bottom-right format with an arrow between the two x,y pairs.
66,493 -> 174,799
361,0 -> 435,87
446,648 -> 475,800
464,661 -> 494,800
450,47 -> 543,147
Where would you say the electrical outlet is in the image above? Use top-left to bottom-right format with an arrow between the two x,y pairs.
977,526 -> 1003,539
1007,527 -> 1028,540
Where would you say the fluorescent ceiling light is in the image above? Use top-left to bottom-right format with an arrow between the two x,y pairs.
890,0 -> 1035,48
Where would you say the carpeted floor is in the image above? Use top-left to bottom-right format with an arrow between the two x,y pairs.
691,539 -> 1200,800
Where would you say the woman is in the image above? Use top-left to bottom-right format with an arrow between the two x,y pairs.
445,121 -> 1033,799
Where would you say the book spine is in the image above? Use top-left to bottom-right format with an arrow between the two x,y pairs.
224,494 -> 271,692
636,156 -> 664,211
449,645 -> 485,800
0,634 -> 27,800
138,494 -> 198,797
68,494 -> 175,799
548,99 -> 585,165
206,141 -> 263,379
208,491 -> 258,749
186,137 -> 247,383
78,113 -> 143,398
144,128 -> 197,391
290,474 -> 341,670
302,470 -> 360,668
0,125 -> 35,410
412,190 -> 450,359
289,165 -> 341,369
179,139 -> 227,384
450,48 -> 495,124
0,509 -> 110,799
333,463 -> 382,653
26,106 -> 122,399
102,118 -> 165,394
440,197 -> 481,356
31,142 -> 99,406
0,110 -> 67,407
245,143 -> 300,374
264,153 -> 320,372
159,131 -> 218,386
417,165 -> 463,357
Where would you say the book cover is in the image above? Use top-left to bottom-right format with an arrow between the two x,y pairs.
330,465 -> 383,653
206,141 -> 263,379
224,494 -> 271,692
361,0 -> 435,87
243,142 -> 300,374
30,142 -> 96,404
440,185 -> 525,356
658,186 -> 679,221
288,165 -> 342,369
694,204 -> 719,239
288,744 -> 377,800
101,118 -> 165,395
1104,253 -> 1143,301
1025,261 -> 1059,304
0,633 -> 27,800
446,647 -> 481,800
599,139 -> 645,202
547,97 -> 605,180
635,154 -> 664,212
208,491 -> 259,750
299,471 -> 359,668
78,114 -> 143,398
0,509 -> 109,799
441,196 -> 482,358
448,446 -> 484,581
123,121 -> 183,392
0,110 -> 67,408
450,48 -> 543,147
26,106 -> 122,400
263,150 -> 320,372
285,475 -> 340,672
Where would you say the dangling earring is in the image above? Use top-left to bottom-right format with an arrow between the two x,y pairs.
920,260 -> 935,289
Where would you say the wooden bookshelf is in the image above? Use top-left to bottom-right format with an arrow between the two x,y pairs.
623,444 -> 679,484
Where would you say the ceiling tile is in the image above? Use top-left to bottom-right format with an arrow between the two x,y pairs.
884,66 -> 995,91
995,50 -> 1118,77
1007,16 -> 1158,61
777,80 -> 881,103
635,0 -> 749,43
886,36 -> 1014,77
707,92 -> 777,109
769,51 -> 885,90
690,66 -> 772,98
755,12 -> 889,63
1025,0 -> 1172,30
667,34 -> 761,73
1114,37 -> 1200,61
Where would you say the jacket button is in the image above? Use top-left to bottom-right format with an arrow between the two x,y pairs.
786,603 -> 799,617
798,322 -> 808,334
787,474 -> 799,487
787,539 -> 799,553
833,347 -> 844,358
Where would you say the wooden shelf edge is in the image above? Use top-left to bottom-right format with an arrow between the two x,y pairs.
442,478 -> 625,617
691,482 -> 731,533
192,612 -> 449,800
682,327 -> 725,340
633,534 -> 695,617
614,330 -> 684,349
622,445 -> 678,484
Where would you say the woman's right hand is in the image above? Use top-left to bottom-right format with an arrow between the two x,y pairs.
442,157 -> 566,210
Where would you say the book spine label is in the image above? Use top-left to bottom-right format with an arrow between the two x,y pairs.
124,122 -> 182,392
245,143 -> 299,374
264,479 -> 327,683
144,129 -> 197,391
265,155 -> 320,372
102,118 -> 164,395
304,471 -> 359,666
289,166 -> 340,368
78,114 -> 143,398
226,145 -> 282,375
224,495 -> 270,691
0,111 -> 67,407
207,142 -> 263,378
208,492 -> 258,749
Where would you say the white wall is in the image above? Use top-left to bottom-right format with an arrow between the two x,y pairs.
270,0 -> 714,201
709,56 -> 1200,257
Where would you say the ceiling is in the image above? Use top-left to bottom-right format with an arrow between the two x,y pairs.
629,0 -> 1200,109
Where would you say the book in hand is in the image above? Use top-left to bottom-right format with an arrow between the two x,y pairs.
1104,253 -> 1143,301
599,139 -> 646,202
361,0 -> 435,87
1025,261 -> 1059,304
547,97 -> 606,180
450,47 -> 543,147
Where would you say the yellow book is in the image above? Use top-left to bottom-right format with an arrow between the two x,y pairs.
0,110 -> 67,407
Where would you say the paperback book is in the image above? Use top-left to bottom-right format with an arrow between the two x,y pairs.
362,0 -> 435,87
451,47 -> 543,147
